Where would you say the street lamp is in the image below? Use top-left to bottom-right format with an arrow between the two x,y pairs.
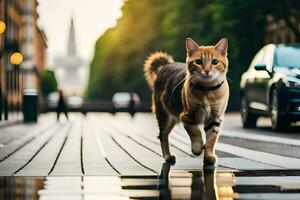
9,52 -> 23,120
0,21 -> 6,58
0,21 -> 5,34
0,21 -> 5,56
10,52 -> 23,65
0,21 -> 5,121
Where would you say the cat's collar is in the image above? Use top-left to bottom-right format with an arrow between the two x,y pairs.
192,81 -> 224,92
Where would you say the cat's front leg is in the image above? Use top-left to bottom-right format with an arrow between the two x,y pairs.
204,118 -> 222,165
180,112 -> 204,156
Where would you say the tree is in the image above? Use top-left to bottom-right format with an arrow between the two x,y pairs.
86,0 -> 170,100
86,0 -> 300,110
40,69 -> 58,96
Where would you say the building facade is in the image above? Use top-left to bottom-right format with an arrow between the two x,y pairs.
0,0 -> 47,123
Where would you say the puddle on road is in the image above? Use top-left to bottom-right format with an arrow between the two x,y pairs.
1,165 -> 300,199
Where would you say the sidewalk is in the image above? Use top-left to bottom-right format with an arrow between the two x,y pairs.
0,113 -> 23,129
0,113 -> 300,199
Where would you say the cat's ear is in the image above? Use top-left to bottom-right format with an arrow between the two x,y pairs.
215,38 -> 228,56
186,38 -> 199,56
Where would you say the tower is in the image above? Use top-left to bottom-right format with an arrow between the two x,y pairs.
67,17 -> 76,56
53,16 -> 87,96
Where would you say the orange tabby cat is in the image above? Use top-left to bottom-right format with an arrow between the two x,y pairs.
144,38 -> 229,165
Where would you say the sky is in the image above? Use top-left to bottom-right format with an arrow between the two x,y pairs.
37,0 -> 124,65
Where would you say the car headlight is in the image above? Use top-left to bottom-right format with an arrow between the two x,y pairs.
284,78 -> 300,89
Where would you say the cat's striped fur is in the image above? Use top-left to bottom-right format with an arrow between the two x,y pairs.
144,38 -> 229,165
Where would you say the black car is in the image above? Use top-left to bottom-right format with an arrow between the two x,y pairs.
240,44 -> 300,131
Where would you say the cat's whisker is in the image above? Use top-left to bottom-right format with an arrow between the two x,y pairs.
226,77 -> 233,82
190,76 -> 198,90
144,38 -> 229,165
172,77 -> 186,93
189,77 -> 196,85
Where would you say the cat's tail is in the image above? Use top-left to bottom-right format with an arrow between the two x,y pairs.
144,52 -> 174,89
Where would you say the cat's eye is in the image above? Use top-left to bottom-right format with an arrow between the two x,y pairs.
194,59 -> 203,65
211,59 -> 219,65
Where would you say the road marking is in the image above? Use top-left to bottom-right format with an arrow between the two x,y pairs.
0,122 -> 59,161
0,123 -> 64,176
173,120 -> 300,147
222,130 -> 300,147
89,114 -> 156,175
169,124 -> 300,169
50,115 -> 83,176
216,143 -> 300,169
239,193 -> 300,200
236,176 -> 300,185
83,115 -> 121,175
218,158 -> 282,170
17,123 -> 72,176
169,130 -> 286,170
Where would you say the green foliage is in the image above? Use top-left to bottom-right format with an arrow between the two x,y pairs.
86,0 -> 169,100
86,0 -> 300,110
40,69 -> 58,96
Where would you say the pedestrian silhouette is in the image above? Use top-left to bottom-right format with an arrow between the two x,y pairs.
57,90 -> 69,121
128,93 -> 136,117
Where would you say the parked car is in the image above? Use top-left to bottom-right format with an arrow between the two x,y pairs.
47,92 -> 83,109
112,92 -> 140,109
47,91 -> 59,109
240,44 -> 300,131
67,96 -> 84,109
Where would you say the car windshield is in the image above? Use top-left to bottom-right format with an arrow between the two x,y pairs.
274,45 -> 300,68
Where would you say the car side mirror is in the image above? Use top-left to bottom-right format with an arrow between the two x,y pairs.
254,63 -> 267,71
254,63 -> 272,76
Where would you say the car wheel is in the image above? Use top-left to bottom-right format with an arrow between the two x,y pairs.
271,89 -> 289,132
241,97 -> 258,128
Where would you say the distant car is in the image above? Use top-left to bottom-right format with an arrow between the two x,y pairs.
112,92 -> 140,109
67,96 -> 84,109
47,92 -> 83,109
240,44 -> 300,131
47,91 -> 59,108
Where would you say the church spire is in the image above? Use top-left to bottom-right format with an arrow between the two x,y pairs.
67,17 -> 76,56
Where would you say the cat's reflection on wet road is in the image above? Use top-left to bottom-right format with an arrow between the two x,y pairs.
157,163 -> 235,200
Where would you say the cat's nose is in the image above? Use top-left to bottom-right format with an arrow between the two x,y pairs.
204,70 -> 210,75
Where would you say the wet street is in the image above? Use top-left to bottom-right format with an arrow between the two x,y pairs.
0,113 -> 300,199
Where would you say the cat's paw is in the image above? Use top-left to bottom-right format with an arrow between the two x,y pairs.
191,143 -> 203,156
203,164 -> 216,171
165,155 -> 176,164
204,153 -> 217,165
